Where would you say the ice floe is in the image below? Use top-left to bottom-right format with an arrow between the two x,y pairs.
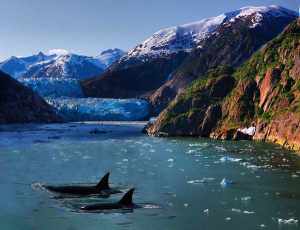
278,218 -> 298,225
220,178 -> 234,187
187,177 -> 215,184
219,156 -> 242,163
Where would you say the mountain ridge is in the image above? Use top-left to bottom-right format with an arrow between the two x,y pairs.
0,48 -> 126,80
81,5 -> 297,106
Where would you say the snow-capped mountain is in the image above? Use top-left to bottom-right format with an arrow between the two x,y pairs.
126,5 -> 297,59
22,52 -> 104,80
82,5 -> 297,101
0,48 -> 125,80
0,49 -> 126,98
0,52 -> 55,78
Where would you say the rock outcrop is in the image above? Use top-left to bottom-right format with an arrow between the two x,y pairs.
146,67 -> 235,136
0,71 -> 61,124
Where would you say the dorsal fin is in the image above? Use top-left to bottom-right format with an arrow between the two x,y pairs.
119,188 -> 135,205
96,172 -> 110,191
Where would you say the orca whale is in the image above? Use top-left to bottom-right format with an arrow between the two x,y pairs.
44,172 -> 121,196
80,188 -> 136,211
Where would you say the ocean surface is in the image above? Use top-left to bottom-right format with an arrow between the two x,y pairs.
0,122 -> 300,230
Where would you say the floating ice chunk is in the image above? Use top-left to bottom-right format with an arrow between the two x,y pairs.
220,178 -> 234,187
278,218 -> 298,225
184,203 -> 189,208
187,177 -> 215,184
203,209 -> 209,214
241,196 -> 252,201
237,126 -> 256,136
167,158 -> 175,162
142,204 -> 160,209
220,156 -> 242,163
232,208 -> 242,213
215,146 -> 227,152
189,143 -> 209,147
186,149 -> 198,154
243,210 -> 255,214
225,217 -> 231,221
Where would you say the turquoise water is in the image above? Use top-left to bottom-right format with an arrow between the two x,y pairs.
0,122 -> 300,230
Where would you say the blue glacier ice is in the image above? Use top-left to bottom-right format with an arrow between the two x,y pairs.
46,97 -> 150,121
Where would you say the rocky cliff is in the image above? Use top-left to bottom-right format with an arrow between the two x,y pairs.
0,71 -> 61,124
147,19 -> 300,152
149,8 -> 296,114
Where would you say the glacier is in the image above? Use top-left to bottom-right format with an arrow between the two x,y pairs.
46,97 -> 150,121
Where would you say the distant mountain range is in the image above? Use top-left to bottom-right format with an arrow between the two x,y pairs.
81,5 -> 297,114
0,48 -> 126,98
0,48 -> 125,80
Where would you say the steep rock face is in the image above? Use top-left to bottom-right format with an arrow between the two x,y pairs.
146,67 -> 235,136
147,19 -> 300,152
0,71 -> 61,124
149,8 -> 296,114
213,19 -> 300,151
254,113 -> 300,150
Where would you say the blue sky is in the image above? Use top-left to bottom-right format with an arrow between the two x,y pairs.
0,0 -> 298,60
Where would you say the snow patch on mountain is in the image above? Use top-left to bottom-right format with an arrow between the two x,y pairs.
96,48 -> 126,68
227,5 -> 297,28
127,14 -> 226,58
